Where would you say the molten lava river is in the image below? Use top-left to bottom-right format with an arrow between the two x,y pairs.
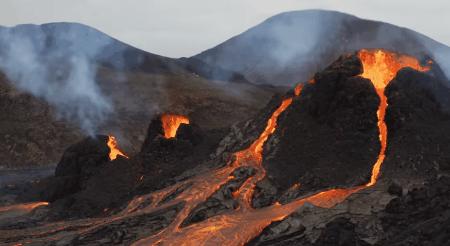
0,50 -> 431,245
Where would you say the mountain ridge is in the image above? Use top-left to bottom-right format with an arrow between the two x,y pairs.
194,9 -> 450,85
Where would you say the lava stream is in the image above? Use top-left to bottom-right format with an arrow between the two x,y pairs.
358,49 -> 430,186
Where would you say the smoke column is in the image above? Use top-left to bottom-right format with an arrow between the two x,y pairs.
0,23 -> 115,135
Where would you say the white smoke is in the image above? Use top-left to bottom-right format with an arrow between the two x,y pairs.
0,23 -> 114,135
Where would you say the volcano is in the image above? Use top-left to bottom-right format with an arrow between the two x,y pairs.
1,48 -> 449,245
195,10 -> 450,86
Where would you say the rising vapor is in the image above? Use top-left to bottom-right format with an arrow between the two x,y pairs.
0,23 -> 115,135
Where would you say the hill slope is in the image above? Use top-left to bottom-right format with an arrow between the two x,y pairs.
0,23 -> 275,169
194,10 -> 450,85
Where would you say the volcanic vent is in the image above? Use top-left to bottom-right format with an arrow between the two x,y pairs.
1,49 -> 449,246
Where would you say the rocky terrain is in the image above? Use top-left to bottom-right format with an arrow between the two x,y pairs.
0,50 -> 449,245
0,63 -> 276,169
0,22 -> 280,169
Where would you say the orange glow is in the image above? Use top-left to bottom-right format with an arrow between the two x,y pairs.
0,202 -> 49,213
358,49 -> 430,186
250,97 -> 293,158
107,135 -> 128,161
294,84 -> 302,96
161,114 -> 190,139
358,49 -> 430,90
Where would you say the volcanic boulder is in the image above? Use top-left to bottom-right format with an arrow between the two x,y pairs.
35,135 -> 110,202
137,114 -> 223,192
55,135 -> 110,178
382,68 -> 450,181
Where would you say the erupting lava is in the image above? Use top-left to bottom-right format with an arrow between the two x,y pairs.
0,202 -> 49,214
4,50 -> 433,245
358,49 -> 431,186
161,114 -> 190,139
107,135 -> 128,161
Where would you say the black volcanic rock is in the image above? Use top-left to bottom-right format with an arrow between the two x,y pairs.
313,218 -> 369,246
55,135 -> 109,178
385,68 -> 450,133
30,135 -> 111,202
136,114 -> 225,193
382,68 -> 450,181
379,176 -> 450,246
255,54 -> 379,205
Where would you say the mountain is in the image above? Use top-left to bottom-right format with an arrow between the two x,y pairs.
2,10 -> 450,170
194,10 -> 450,85
0,22 -> 249,81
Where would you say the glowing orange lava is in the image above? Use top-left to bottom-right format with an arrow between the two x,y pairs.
161,114 -> 190,139
5,51 -> 433,246
358,49 -> 430,186
107,135 -> 128,161
0,202 -> 49,213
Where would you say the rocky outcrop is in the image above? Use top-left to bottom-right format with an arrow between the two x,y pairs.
136,114 -> 225,193
253,54 -> 379,206
247,176 -> 450,246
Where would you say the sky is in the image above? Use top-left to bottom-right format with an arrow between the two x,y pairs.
0,0 -> 449,58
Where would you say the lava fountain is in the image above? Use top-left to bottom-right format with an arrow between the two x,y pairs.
161,114 -> 190,139
107,135 -> 129,161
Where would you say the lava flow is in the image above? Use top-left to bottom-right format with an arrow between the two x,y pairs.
132,84 -> 306,246
161,113 -> 190,139
2,50 -> 432,245
107,135 -> 128,160
358,49 -> 431,186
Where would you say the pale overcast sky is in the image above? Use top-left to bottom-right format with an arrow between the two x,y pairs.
0,0 -> 448,58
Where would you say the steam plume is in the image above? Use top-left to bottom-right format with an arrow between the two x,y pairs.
0,23 -> 114,135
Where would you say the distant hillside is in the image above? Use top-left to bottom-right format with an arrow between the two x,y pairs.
0,22 -> 248,81
0,23 -> 273,169
194,10 -> 450,85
